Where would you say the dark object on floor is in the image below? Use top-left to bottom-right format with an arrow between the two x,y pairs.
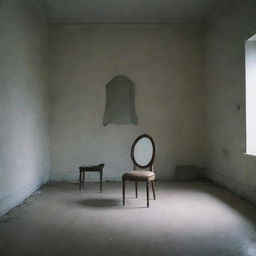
79,163 -> 105,192
122,134 -> 156,208
175,165 -> 199,181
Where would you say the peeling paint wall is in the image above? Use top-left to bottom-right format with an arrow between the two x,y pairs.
0,0 -> 50,216
49,24 -> 204,181
204,0 -> 256,203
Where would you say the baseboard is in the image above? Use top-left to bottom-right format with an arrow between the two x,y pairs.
50,170 -> 177,182
205,169 -> 256,204
0,174 -> 49,217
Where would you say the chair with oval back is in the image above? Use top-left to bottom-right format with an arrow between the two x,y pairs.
122,134 -> 156,208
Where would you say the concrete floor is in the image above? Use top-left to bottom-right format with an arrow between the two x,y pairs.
0,181 -> 256,256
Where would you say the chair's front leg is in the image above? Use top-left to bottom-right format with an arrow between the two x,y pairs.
151,181 -> 156,200
122,180 -> 126,206
146,181 -> 149,208
135,181 -> 138,198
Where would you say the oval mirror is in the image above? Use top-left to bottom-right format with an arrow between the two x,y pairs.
131,134 -> 155,168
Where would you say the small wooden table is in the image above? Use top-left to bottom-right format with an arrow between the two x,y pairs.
79,164 -> 105,192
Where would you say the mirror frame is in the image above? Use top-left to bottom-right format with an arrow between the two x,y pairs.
131,134 -> 156,169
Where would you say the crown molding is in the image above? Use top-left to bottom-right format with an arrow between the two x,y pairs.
37,0 -> 55,20
48,18 -> 204,25
204,0 -> 232,26
38,0 -> 214,26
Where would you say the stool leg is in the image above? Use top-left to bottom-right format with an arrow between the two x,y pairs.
82,171 -> 85,189
135,181 -> 138,198
100,170 -> 103,192
146,181 -> 149,208
79,171 -> 82,191
122,180 -> 126,206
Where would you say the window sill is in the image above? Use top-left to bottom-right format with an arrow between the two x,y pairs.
243,152 -> 256,158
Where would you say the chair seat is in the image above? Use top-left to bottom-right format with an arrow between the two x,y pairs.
122,170 -> 155,181
79,164 -> 104,172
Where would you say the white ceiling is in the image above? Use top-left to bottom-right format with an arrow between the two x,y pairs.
39,0 -> 222,24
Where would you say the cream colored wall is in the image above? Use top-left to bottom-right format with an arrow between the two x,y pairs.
204,0 -> 256,203
1,0 -> 256,217
0,0 -> 50,215
49,24 -> 204,181
245,41 -> 256,155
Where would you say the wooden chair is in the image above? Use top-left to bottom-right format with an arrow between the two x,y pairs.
79,163 -> 105,192
122,134 -> 156,208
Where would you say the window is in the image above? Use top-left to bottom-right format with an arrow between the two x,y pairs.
245,33 -> 256,155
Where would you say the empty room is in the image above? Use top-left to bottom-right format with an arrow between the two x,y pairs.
0,0 -> 256,255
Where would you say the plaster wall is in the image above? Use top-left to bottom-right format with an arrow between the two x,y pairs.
245,41 -> 256,155
204,0 -> 256,203
49,24 -> 204,181
0,0 -> 50,215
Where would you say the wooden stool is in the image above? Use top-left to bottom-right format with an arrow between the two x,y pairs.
79,163 -> 105,192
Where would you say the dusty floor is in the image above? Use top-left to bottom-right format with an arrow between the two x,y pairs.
0,181 -> 256,256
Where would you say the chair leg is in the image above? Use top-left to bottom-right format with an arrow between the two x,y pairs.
146,182 -> 149,208
100,171 -> 103,192
79,171 -> 82,191
135,181 -> 138,198
151,181 -> 156,200
122,180 -> 126,206
82,171 -> 85,189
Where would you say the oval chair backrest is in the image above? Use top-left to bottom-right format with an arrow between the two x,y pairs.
131,134 -> 156,171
